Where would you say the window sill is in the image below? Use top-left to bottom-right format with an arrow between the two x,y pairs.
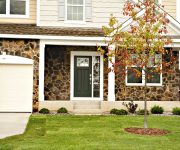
64,20 -> 86,25
126,83 -> 162,86
0,14 -> 29,19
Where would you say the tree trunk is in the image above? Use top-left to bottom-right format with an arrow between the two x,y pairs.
144,69 -> 148,129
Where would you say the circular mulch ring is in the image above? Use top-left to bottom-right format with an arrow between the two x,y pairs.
124,128 -> 170,136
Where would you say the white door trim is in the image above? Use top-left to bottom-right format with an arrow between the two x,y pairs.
70,51 -> 104,101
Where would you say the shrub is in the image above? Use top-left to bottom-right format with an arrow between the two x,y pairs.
39,108 -> 50,114
110,108 -> 128,115
172,107 -> 180,115
136,109 -> 149,115
110,108 -> 119,114
151,105 -> 164,114
57,107 -> 68,114
122,100 -> 138,114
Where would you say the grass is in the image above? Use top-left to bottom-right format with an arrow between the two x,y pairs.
0,115 -> 180,150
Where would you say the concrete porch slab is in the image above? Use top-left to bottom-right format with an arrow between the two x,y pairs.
0,113 -> 30,139
39,101 -> 180,114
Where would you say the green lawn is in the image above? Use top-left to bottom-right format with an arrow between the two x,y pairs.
0,115 -> 180,150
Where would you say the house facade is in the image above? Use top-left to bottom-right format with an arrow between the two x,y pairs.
0,0 -> 180,113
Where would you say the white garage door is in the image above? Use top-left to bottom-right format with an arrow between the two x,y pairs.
0,54 -> 33,112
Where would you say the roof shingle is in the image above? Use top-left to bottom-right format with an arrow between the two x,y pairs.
0,24 -> 104,37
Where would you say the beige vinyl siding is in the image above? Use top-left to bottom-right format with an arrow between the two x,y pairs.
162,0 -> 176,18
39,0 -> 128,27
92,0 -> 128,24
0,0 -> 36,24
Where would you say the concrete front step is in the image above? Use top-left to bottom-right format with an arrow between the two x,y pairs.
73,109 -> 102,115
73,100 -> 101,109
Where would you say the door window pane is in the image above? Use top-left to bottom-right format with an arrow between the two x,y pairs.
77,57 -> 89,67
10,0 -> 26,15
0,0 -> 6,14
93,56 -> 100,97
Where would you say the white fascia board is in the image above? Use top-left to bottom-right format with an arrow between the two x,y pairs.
0,34 -> 106,41
172,39 -> 180,42
109,9 -> 145,37
112,3 -> 180,37
121,9 -> 145,30
167,15 -> 180,30
0,34 -> 179,44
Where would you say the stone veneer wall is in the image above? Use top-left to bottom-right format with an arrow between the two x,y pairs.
44,46 -> 106,100
0,39 -> 40,104
115,53 -> 179,101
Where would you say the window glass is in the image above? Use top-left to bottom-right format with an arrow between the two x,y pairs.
127,54 -> 162,85
67,0 -> 84,21
93,56 -> 100,97
10,0 -> 26,15
67,0 -> 72,4
147,67 -> 160,83
127,67 -> 142,83
0,0 -> 6,14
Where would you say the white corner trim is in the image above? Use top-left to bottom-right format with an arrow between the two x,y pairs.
39,41 -> 45,102
70,51 -> 104,101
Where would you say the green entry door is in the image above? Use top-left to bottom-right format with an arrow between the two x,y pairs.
74,56 -> 92,97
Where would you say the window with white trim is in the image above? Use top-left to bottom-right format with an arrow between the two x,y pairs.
66,0 -> 84,21
126,54 -> 162,86
0,0 -> 28,17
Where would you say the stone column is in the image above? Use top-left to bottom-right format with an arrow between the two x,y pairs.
108,45 -> 115,101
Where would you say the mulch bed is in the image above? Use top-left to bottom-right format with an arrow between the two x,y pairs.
124,128 -> 170,136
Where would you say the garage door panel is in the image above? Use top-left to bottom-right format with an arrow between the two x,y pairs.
0,62 -> 33,112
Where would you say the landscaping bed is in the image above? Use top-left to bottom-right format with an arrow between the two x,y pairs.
124,128 -> 169,135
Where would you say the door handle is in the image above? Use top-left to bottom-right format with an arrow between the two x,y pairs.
89,74 -> 92,85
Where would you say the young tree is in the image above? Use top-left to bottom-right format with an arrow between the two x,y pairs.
99,0 -> 176,128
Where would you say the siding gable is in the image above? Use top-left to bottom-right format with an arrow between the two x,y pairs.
39,0 -> 131,27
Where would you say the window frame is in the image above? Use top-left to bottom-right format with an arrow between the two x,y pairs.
0,0 -> 29,18
65,0 -> 85,23
126,54 -> 162,86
